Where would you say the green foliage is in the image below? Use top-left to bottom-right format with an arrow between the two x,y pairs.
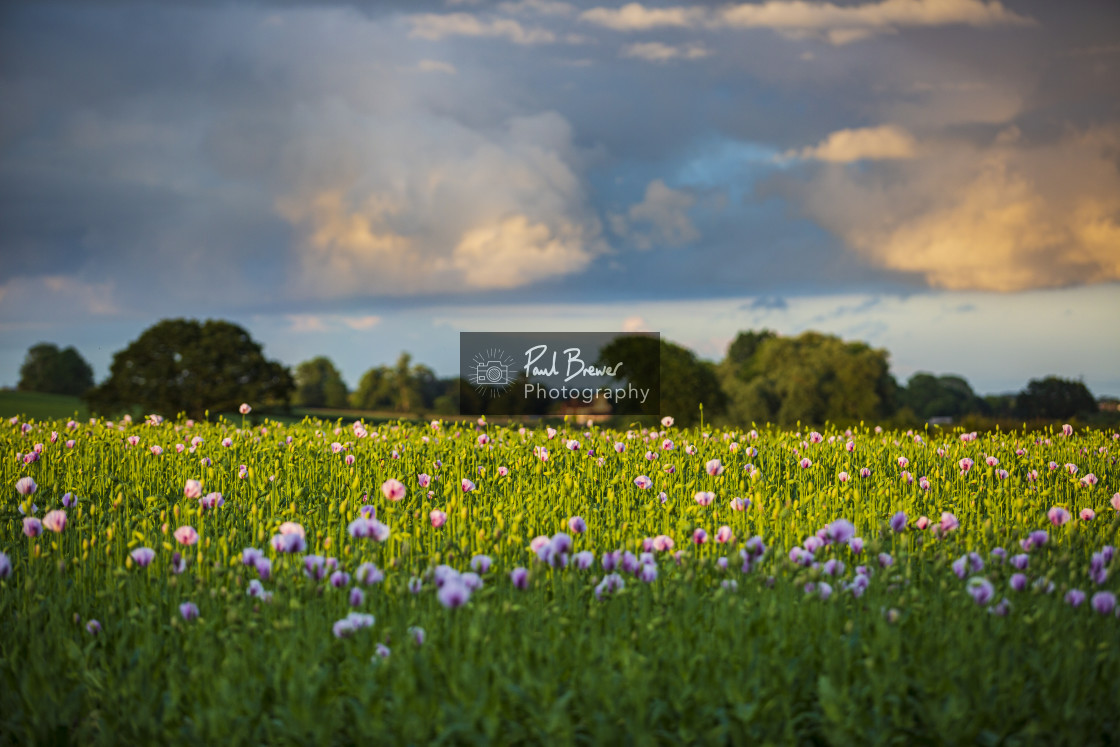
1,417 -> 1118,744
1016,377 -> 1098,420
83,319 -> 293,418
293,357 -> 349,409
901,372 -> 987,420
659,340 -> 725,427
18,343 -> 94,396
720,331 -> 897,426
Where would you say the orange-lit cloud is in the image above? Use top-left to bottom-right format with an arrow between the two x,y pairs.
787,125 -> 918,162
621,41 -> 710,63
581,0 -> 1032,44
796,126 -> 1120,291
276,112 -> 604,297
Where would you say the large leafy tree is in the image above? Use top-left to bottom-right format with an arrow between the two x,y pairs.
1015,377 -> 1097,420
18,343 -> 95,396
293,356 -> 349,408
350,353 -> 445,413
598,336 -> 724,426
85,319 -> 293,418
720,330 -> 897,426
901,373 -> 986,420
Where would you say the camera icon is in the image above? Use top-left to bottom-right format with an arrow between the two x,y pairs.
475,360 -> 511,386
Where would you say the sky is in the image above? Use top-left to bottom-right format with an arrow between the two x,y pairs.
1,0 -> 1118,396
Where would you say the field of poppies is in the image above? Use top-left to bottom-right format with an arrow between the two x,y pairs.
2,410 -> 1119,745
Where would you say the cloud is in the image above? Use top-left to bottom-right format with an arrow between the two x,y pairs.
621,314 -> 649,332
580,3 -> 704,30
416,59 -> 458,74
341,314 -> 382,330
0,275 -> 120,323
452,214 -> 595,288
621,41 -> 711,62
277,111 -> 605,296
788,125 -> 918,162
611,179 -> 699,249
744,296 -> 789,311
792,126 -> 1120,292
407,12 -> 557,44
581,0 -> 1033,44
284,313 -> 382,332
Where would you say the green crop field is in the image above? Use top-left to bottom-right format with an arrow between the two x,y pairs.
1,411 -> 1118,745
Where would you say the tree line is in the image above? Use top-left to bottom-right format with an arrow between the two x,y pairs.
14,318 -> 1108,427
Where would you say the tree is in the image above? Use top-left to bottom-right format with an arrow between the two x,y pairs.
18,343 -> 95,396
599,336 -> 724,426
349,353 -> 435,413
901,373 -> 985,420
85,319 -> 293,418
350,367 -> 394,411
293,357 -> 349,408
719,330 -> 897,426
1015,377 -> 1096,420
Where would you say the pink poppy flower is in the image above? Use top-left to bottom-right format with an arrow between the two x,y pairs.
837,471 -> 850,483
130,547 -> 155,567
916,516 -> 930,530
967,577 -> 994,605
730,497 -> 749,511
799,458 -> 812,469
461,478 -> 475,493
381,479 -> 406,501
430,510 -> 447,528
1080,508 -> 1095,521
15,477 -> 37,496
634,475 -> 652,489
184,479 -> 202,499
437,579 -> 471,608
199,492 -> 224,510
716,526 -> 733,544
179,602 -> 199,621
22,517 -> 42,537
278,521 -> 305,538
239,403 -> 252,415
568,516 -> 587,534
1047,506 -> 1070,526
173,525 -> 198,545
1091,591 -> 1116,615
705,459 -> 724,476
694,491 -> 714,506
42,510 -> 66,533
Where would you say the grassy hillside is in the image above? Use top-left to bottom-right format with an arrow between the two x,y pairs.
0,390 -> 88,420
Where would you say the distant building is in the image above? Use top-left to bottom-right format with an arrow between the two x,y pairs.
927,416 -> 953,426
559,395 -> 613,423
1100,398 -> 1120,413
